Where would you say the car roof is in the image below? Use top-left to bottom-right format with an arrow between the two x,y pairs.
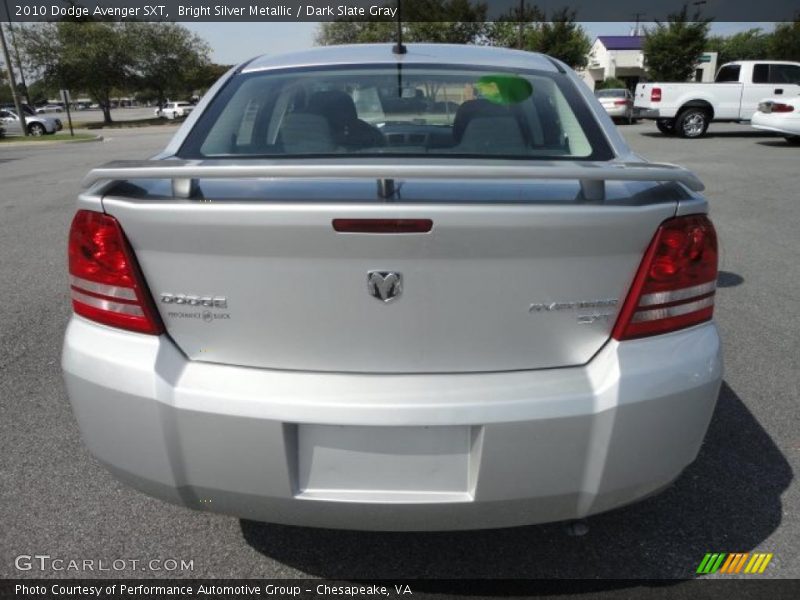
242,43 -> 560,74
722,60 -> 800,66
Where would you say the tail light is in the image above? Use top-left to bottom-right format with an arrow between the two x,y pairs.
614,99 -> 629,106
333,218 -> 433,233
770,103 -> 794,113
612,215 -> 717,340
651,87 -> 662,102
68,210 -> 164,335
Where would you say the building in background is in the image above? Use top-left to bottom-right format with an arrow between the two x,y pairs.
578,35 -> 718,90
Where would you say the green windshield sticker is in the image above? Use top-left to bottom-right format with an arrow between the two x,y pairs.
475,75 -> 533,105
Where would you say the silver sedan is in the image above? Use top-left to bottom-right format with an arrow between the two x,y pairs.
0,108 -> 62,136
63,44 -> 722,531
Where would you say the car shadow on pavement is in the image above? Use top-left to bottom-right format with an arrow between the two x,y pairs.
240,381 -> 791,580
756,139 -> 800,148
638,131 -> 778,139
717,271 -> 744,288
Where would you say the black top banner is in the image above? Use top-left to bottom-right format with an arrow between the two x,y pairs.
2,0 -> 799,22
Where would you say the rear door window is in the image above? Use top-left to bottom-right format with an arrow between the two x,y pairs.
752,64 -> 770,83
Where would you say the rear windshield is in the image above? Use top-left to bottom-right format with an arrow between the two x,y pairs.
179,65 -> 613,161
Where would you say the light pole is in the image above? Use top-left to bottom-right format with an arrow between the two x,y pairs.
0,21 -> 27,135
517,0 -> 525,50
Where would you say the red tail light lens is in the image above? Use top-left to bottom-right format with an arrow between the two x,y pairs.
614,99 -> 630,106
332,218 -> 433,233
771,103 -> 794,113
651,87 -> 662,102
612,215 -> 718,340
68,210 -> 163,335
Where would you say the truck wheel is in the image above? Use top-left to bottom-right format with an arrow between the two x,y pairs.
676,109 -> 710,138
656,119 -> 676,135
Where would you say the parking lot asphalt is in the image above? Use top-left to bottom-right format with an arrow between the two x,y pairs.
0,121 -> 797,581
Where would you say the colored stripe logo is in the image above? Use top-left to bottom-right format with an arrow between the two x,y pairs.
697,552 -> 773,574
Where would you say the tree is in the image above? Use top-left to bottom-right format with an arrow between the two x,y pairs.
769,20 -> 800,61
315,21 -> 395,45
405,0 -> 488,44
488,7 -> 590,69
706,29 -> 770,65
534,10 -> 591,69
187,63 -> 233,96
642,5 -> 711,82
316,0 -> 488,46
20,22 -> 135,123
127,23 -> 211,107
486,4 -> 545,51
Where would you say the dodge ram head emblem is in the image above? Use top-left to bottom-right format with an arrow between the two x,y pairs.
367,271 -> 402,303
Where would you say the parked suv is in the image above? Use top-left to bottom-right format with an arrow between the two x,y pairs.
63,44 -> 722,531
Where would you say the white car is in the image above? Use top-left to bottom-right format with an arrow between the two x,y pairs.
36,104 -> 64,114
155,102 -> 194,120
751,97 -> 800,144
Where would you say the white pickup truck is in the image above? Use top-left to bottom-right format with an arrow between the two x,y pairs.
635,60 -> 800,138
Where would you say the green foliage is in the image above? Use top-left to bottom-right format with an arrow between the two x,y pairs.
317,3 -> 588,69
316,0 -> 488,46
642,5 -> 711,81
534,10 -> 591,69
595,77 -> 627,90
486,8 -> 590,68
315,21 -> 396,45
769,20 -> 800,61
706,29 -> 770,65
20,22 -> 134,123
25,78 -> 56,104
18,21 -> 211,123
405,0 -> 488,43
126,22 -> 212,105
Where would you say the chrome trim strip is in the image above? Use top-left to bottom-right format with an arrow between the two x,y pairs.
639,281 -> 716,307
632,296 -> 714,323
71,290 -> 144,317
70,276 -> 137,301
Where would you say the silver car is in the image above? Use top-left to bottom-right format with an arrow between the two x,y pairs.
63,44 -> 722,531
594,88 -> 637,124
0,108 -> 62,136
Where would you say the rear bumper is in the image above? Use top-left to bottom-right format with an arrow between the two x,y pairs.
637,108 -> 662,120
62,316 -> 722,530
751,111 -> 800,136
602,105 -> 630,118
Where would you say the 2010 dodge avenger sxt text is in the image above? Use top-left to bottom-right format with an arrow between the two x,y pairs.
62,44 -> 722,531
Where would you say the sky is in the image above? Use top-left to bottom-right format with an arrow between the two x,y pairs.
184,22 -> 780,66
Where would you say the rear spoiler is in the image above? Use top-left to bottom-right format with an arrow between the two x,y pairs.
82,159 -> 704,201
